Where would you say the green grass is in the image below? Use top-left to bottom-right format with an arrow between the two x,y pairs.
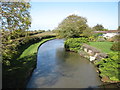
89,42 -> 114,53
19,37 -> 55,58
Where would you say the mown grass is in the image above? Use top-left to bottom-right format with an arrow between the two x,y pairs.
89,42 -> 114,53
19,37 -> 55,58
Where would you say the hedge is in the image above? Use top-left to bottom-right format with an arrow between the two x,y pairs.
64,37 -> 89,52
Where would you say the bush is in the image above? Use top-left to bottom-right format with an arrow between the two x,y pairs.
96,36 -> 106,42
95,52 -> 120,81
88,36 -> 96,42
107,35 -> 120,42
64,37 -> 89,52
110,42 -> 120,51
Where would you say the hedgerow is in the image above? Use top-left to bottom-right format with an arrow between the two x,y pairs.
2,35 -> 56,66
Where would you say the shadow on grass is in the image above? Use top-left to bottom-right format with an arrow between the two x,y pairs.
2,53 -> 37,89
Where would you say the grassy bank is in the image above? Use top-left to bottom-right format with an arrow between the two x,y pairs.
19,37 -> 55,58
89,42 -> 114,53
3,37 -> 55,88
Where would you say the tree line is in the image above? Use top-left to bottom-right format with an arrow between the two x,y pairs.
54,14 -> 109,38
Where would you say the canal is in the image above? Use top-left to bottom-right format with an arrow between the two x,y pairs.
27,39 -> 102,88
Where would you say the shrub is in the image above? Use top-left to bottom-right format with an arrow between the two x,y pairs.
64,37 -> 89,52
110,42 -> 120,51
88,36 -> 96,42
96,36 -> 106,42
107,35 -> 120,42
95,52 -> 120,81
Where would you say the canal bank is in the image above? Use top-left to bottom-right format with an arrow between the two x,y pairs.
78,44 -> 120,88
11,37 -> 56,88
22,37 -> 56,88
27,39 -> 102,88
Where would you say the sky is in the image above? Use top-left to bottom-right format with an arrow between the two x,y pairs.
29,1 -> 118,31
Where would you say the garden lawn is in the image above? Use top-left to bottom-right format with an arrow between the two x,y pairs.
89,42 -> 114,53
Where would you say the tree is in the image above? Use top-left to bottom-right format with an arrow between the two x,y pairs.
82,27 -> 94,37
1,1 -> 31,65
93,24 -> 107,31
1,1 -> 31,39
57,14 -> 88,38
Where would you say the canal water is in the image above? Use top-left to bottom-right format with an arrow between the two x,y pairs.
27,39 -> 102,88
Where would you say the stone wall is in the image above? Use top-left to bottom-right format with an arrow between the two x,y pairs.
81,43 -> 108,62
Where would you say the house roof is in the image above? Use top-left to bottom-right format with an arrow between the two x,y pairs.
94,30 -> 120,34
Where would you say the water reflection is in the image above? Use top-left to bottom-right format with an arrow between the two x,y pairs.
27,39 -> 102,88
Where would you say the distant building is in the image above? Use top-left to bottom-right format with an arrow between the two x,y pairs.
94,30 -> 120,38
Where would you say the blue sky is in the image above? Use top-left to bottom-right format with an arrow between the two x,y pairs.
29,1 -> 118,30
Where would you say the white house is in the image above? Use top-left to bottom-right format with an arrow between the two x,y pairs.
94,30 -> 119,38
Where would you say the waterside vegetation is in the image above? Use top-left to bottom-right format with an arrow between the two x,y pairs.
2,1 -> 119,88
3,36 -> 55,88
64,37 -> 89,52
55,14 -> 120,84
